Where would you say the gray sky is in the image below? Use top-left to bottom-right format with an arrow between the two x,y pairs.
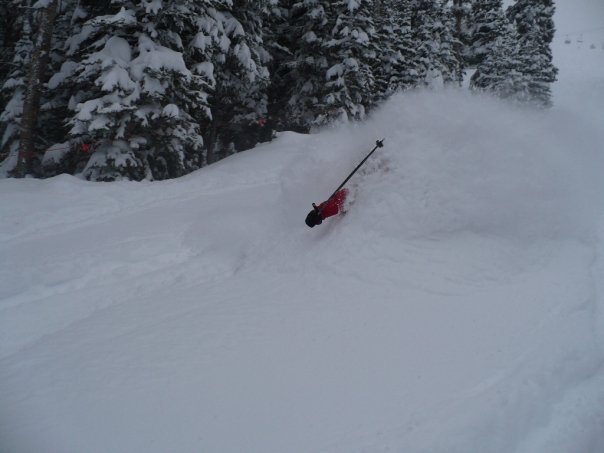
555,0 -> 604,39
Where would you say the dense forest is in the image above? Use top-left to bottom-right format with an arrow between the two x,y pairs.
0,0 -> 557,181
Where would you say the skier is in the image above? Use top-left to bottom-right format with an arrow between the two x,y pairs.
305,188 -> 348,228
304,139 -> 383,229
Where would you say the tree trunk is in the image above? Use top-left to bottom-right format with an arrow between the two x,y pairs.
14,0 -> 59,178
205,126 -> 218,166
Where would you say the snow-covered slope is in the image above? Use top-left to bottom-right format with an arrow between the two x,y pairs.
2,6 -> 604,453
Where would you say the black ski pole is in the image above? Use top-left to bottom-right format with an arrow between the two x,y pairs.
313,138 -> 385,216
305,139 -> 385,227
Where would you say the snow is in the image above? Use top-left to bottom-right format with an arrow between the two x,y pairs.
303,31 -> 318,43
326,63 -> 344,80
194,61 -> 215,83
233,42 -> 255,74
75,99 -> 104,121
347,0 -> 361,13
142,0 -> 162,15
1,4 -> 604,453
1,77 -> 24,90
0,88 -> 23,123
131,35 -> 190,78
48,61 -> 79,90
192,31 -> 213,51
102,36 -> 133,65
161,104 -> 179,118
95,7 -> 137,27
42,142 -> 72,165
101,66 -> 137,92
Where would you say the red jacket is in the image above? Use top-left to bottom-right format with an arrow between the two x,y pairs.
318,188 -> 348,219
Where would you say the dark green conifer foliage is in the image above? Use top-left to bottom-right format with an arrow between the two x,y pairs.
373,0 -> 417,99
204,0 -> 271,164
467,0 -> 510,67
507,0 -> 558,107
0,0 -> 35,172
470,23 -> 525,100
317,0 -> 378,126
0,0 -> 560,180
410,0 -> 462,87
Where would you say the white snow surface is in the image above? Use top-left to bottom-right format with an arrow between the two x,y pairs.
2,5 -> 604,453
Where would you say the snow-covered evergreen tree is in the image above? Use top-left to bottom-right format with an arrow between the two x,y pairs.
150,0 -> 222,171
317,0 -> 378,126
0,0 -> 87,177
4,0 -> 555,180
36,0 -> 84,177
263,0 -> 291,132
438,2 -> 464,85
11,0 -> 61,177
279,1 -> 383,131
0,1 -> 20,82
470,23 -> 526,100
53,1 -> 210,180
373,0 -> 417,99
410,0 -> 462,87
468,2 -> 529,103
451,0 -> 473,70
3,0 -> 276,180
0,0 -> 35,174
271,0 -> 330,132
277,0 -> 379,131
204,0 -> 271,164
507,0 -> 557,107
466,0 -> 511,67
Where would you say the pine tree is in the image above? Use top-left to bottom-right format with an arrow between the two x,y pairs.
60,3 -> 153,180
263,0 -> 290,131
3,0 -> 275,180
0,0 -> 20,82
272,0 -> 330,132
373,0 -> 417,99
1,0 -> 86,177
54,1 -> 211,180
470,23 -> 526,100
38,0 -> 84,177
467,0 -> 526,100
507,0 -> 557,107
204,0 -> 271,164
0,0 -> 35,174
467,0 -> 511,67
14,0 -> 59,177
275,1 -> 381,131
410,0 -> 461,87
316,0 -> 378,126
437,1 -> 463,85
451,0 -> 473,70
151,0 -> 220,171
